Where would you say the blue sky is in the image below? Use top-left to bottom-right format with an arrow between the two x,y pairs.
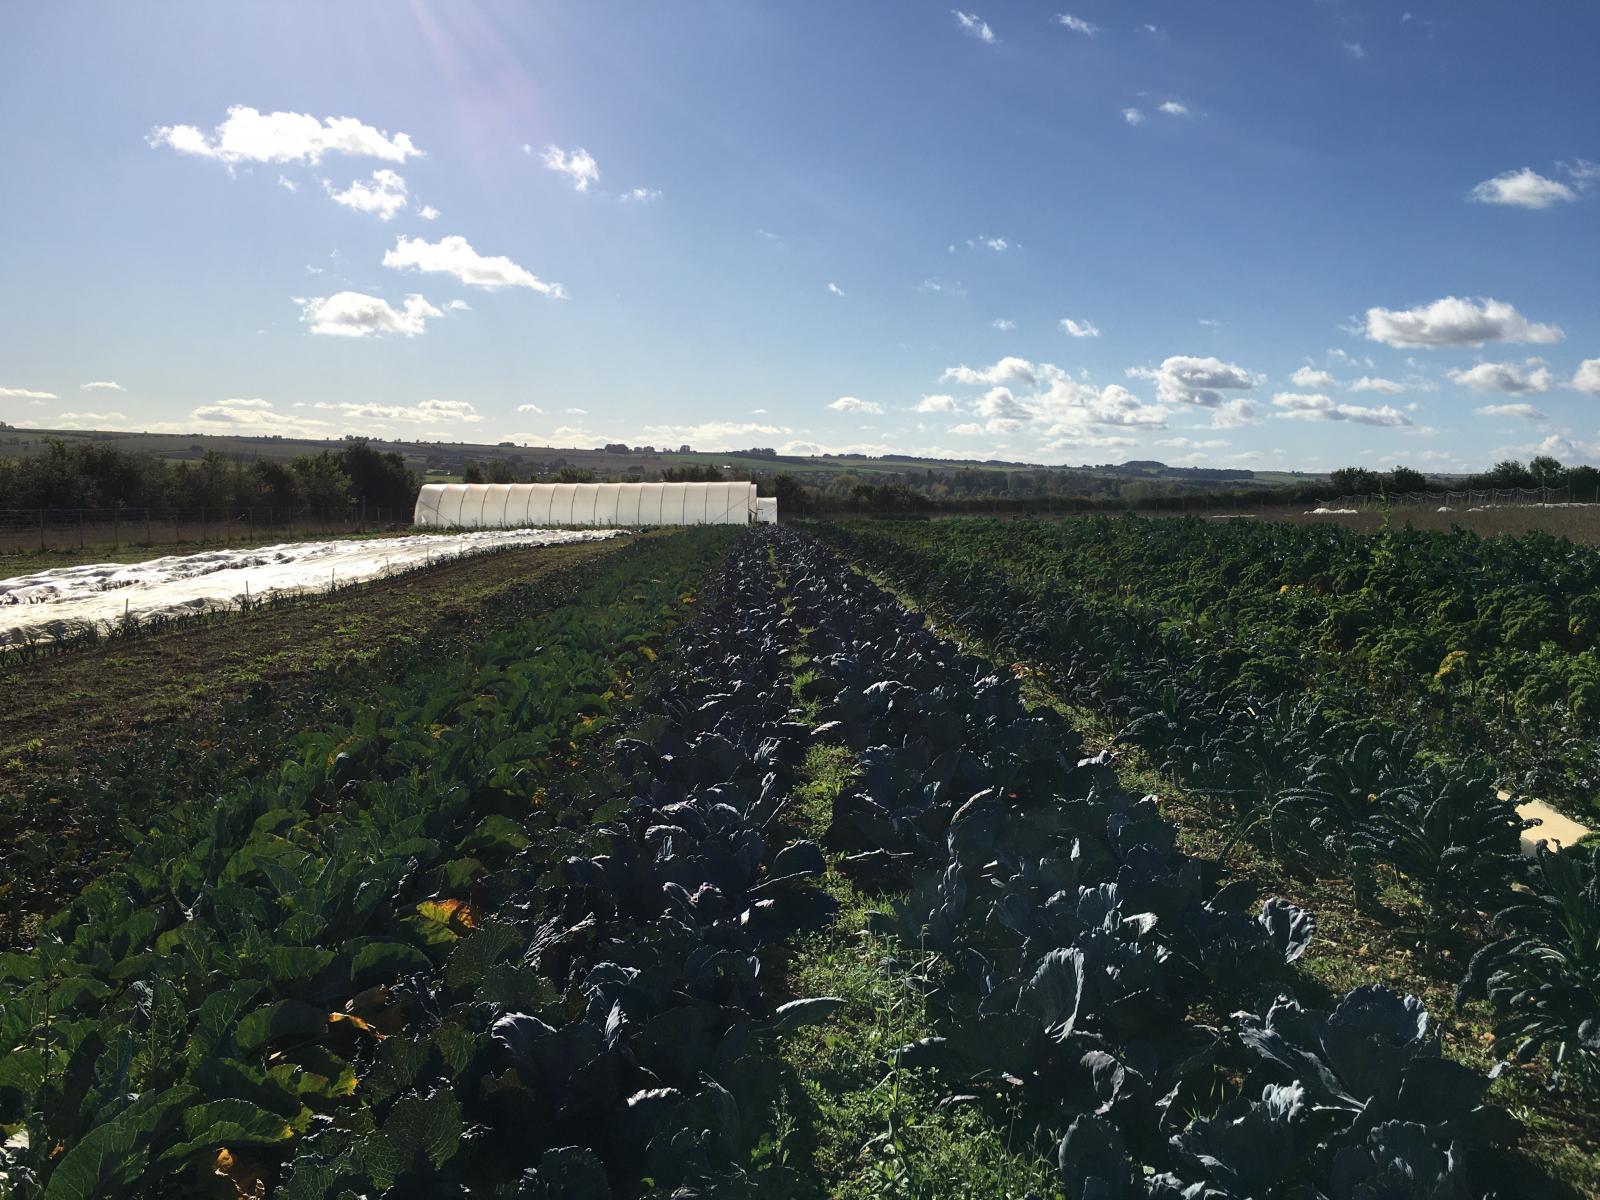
1,1 -> 1597,473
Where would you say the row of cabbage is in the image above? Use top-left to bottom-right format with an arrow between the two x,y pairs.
846,516 -> 1600,815
0,529 -> 845,1196
768,529 -> 1529,1198
814,520 -> 1599,1100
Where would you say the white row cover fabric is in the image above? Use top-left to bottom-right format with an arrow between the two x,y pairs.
755,497 -> 779,524
414,482 -> 764,528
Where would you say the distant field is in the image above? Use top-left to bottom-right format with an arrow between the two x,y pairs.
1199,501 -> 1600,546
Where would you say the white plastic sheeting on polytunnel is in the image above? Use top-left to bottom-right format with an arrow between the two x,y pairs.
756,497 -> 778,524
414,482 -> 762,528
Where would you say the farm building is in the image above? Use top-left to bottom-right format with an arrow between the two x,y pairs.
414,481 -> 771,528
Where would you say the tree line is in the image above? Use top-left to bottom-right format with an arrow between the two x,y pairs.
0,438 -> 419,514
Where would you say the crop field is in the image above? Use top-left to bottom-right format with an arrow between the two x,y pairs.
1,522 -> 1597,1198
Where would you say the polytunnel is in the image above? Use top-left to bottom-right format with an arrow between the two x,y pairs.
413,481 -> 767,528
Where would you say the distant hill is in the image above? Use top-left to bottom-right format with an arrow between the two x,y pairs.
0,426 -> 1333,489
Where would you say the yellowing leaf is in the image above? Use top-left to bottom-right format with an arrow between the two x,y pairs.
417,898 -> 479,931
640,646 -> 658,662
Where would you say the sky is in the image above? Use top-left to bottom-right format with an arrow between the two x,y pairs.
1,1 -> 1597,474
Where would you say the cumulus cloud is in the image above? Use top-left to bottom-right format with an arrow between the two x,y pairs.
1364,296 -> 1564,348
1291,365 -> 1338,389
1061,318 -> 1101,338
1476,402 -> 1547,422
541,145 -> 599,191
150,105 -> 420,165
915,394 -> 957,413
0,386 -> 57,400
635,422 -> 792,449
417,204 -> 440,220
383,235 -> 564,295
941,356 -> 1040,388
953,10 -> 996,42
827,282 -> 846,297
950,423 -> 985,436
1271,392 -> 1412,426
80,380 -> 125,391
517,404 -> 544,414
180,398 -> 334,436
1209,399 -> 1258,429
1128,355 -> 1257,409
621,187 -> 661,203
1349,376 -> 1405,394
992,318 -> 1015,330
445,299 -> 471,312
1573,359 -> 1600,396
1448,361 -> 1554,394
1469,168 -> 1579,210
54,411 -> 127,425
942,357 -> 1169,437
969,235 -> 1010,252
325,168 -> 408,220
297,291 -> 442,337
1056,13 -> 1098,35
1122,108 -> 1146,126
1158,101 -> 1189,116
314,399 -> 481,423
829,396 -> 883,414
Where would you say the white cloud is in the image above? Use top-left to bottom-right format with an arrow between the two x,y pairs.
827,282 -> 846,297
1158,101 -> 1189,116
445,299 -> 471,312
150,105 -> 420,165
277,175 -> 299,192
175,398 -> 335,436
1349,375 -> 1405,394
315,398 -> 481,423
1291,365 -> 1338,389
950,423 -> 985,436
297,291 -> 442,338
992,318 -> 1015,330
942,357 -> 1169,437
1469,168 -> 1578,210
621,187 -> 661,203
919,279 -> 966,295
635,422 -> 792,449
1364,296 -> 1564,348
325,168 -> 408,220
1056,14 -> 1099,35
80,380 -> 125,392
517,403 -> 544,414
1128,354 -> 1257,408
942,356 -> 1039,388
1343,41 -> 1366,58
969,235 -> 1010,252
0,386 -> 57,400
564,407 -> 588,415
1061,318 -> 1100,338
54,410 -> 128,425
541,145 -> 600,191
953,10 -> 996,42
915,394 -> 958,413
1209,398 -> 1258,429
1449,361 -> 1554,394
418,204 -> 440,220
1572,359 -> 1600,396
830,396 -> 883,414
1271,392 -> 1412,426
1122,107 -> 1146,126
383,234 -> 564,295
1476,402 -> 1547,422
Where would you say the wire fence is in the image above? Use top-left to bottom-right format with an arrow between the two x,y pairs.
0,505 -> 412,556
